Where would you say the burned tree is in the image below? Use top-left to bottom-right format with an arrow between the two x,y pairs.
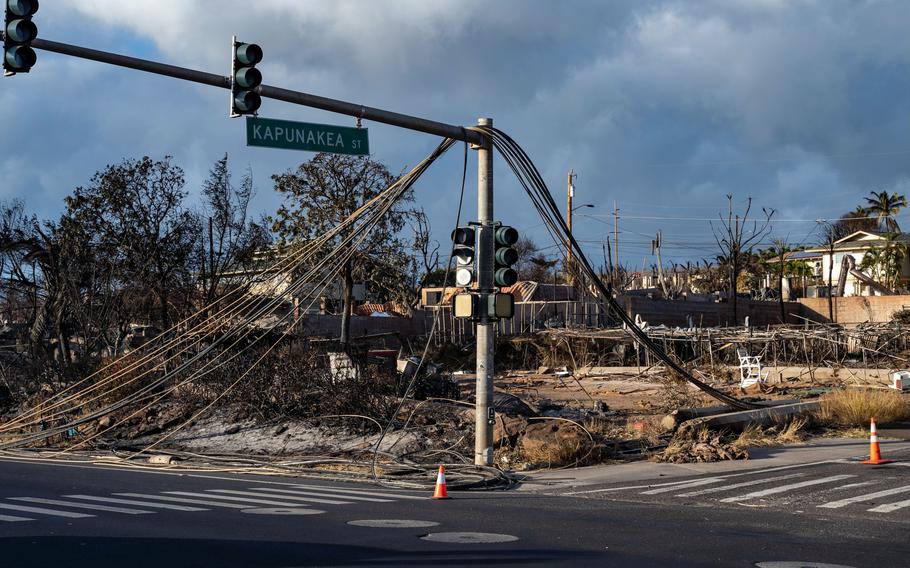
64,156 -> 199,330
198,155 -> 272,308
712,195 -> 774,324
270,153 -> 414,345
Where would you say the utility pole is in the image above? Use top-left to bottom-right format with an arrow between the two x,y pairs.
613,200 -> 619,282
653,230 -> 669,297
473,117 -> 495,466
566,170 -> 576,281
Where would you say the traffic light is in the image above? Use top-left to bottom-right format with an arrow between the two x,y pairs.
493,225 -> 519,287
231,38 -> 262,116
488,292 -> 514,318
3,0 -> 39,76
451,226 -> 476,287
453,293 -> 479,319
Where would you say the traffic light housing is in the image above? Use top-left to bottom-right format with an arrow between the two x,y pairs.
488,292 -> 514,318
4,0 -> 39,76
231,38 -> 262,116
493,225 -> 519,287
453,293 -> 479,319
451,226 -> 476,287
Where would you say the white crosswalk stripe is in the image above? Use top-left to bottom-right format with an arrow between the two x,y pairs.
675,473 -> 806,497
720,475 -> 855,503
868,498 -> 910,513
206,489 -> 351,505
246,487 -> 392,502
0,513 -> 34,522
818,486 -> 910,509
164,491 -> 339,507
9,497 -> 154,515
0,502 -> 93,518
290,483 -> 426,500
115,493 -> 251,509
64,495 -> 207,511
828,481 -> 878,491
641,478 -> 724,495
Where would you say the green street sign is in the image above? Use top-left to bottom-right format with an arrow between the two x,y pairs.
246,117 -> 369,155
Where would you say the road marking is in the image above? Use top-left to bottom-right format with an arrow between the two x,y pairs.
868,498 -> 910,513
421,532 -> 519,544
9,497 -> 154,515
641,478 -> 725,495
828,481 -> 878,491
206,489 -> 351,505
675,474 -> 806,497
241,507 -> 325,515
64,495 -> 207,511
348,519 -> 440,528
755,562 -> 857,568
0,513 -> 33,522
818,486 -> 910,509
720,475 -> 855,503
247,487 -> 392,502
0,502 -> 93,518
565,478 -> 721,495
115,493 -> 250,509
164,491 -> 334,508
291,483 -> 426,500
565,460 -> 842,495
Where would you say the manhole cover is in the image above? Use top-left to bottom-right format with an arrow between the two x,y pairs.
756,563 -> 857,568
420,532 -> 519,544
348,519 -> 440,528
241,507 -> 325,515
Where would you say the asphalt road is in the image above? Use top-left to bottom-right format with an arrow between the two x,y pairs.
0,455 -> 907,567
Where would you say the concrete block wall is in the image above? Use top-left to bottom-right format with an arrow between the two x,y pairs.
619,296 -> 800,327
798,295 -> 910,325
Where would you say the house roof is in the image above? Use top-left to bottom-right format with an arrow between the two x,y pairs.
803,231 -> 909,254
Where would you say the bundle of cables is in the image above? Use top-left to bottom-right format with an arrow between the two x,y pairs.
472,125 -> 759,411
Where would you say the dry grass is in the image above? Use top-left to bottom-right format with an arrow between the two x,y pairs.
814,389 -> 910,427
732,418 -> 807,449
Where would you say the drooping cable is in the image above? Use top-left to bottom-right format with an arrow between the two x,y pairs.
473,125 -> 759,410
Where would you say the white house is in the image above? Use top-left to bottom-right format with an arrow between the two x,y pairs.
803,231 -> 910,296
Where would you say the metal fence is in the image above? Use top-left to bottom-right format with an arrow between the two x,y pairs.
427,301 -> 611,344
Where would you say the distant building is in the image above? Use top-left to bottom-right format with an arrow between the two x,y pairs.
803,231 -> 910,296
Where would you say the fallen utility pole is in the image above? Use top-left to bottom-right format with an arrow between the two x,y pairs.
6,31 -> 496,466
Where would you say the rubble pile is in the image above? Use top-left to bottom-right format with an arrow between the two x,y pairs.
655,427 -> 749,463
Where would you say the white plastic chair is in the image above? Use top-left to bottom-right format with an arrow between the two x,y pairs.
736,347 -> 768,388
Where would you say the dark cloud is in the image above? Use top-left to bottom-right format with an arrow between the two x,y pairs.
2,0 -> 908,267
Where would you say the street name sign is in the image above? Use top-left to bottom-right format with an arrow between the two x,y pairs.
246,117 -> 369,155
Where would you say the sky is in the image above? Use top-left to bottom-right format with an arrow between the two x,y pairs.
2,0 -> 910,271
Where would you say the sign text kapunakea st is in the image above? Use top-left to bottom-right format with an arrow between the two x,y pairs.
246,117 -> 369,155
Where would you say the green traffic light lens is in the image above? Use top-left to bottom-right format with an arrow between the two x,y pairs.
494,268 -> 518,287
4,45 -> 36,70
234,91 -> 261,113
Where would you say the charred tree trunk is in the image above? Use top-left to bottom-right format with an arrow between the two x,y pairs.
340,259 -> 354,346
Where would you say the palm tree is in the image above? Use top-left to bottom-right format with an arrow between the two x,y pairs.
863,190 -> 908,233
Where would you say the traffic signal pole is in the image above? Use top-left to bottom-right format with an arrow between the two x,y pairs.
5,31 -> 498,467
474,117 -> 495,467
6,34 -> 485,147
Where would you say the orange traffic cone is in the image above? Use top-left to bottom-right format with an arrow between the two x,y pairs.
860,417 -> 893,465
432,465 -> 451,499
